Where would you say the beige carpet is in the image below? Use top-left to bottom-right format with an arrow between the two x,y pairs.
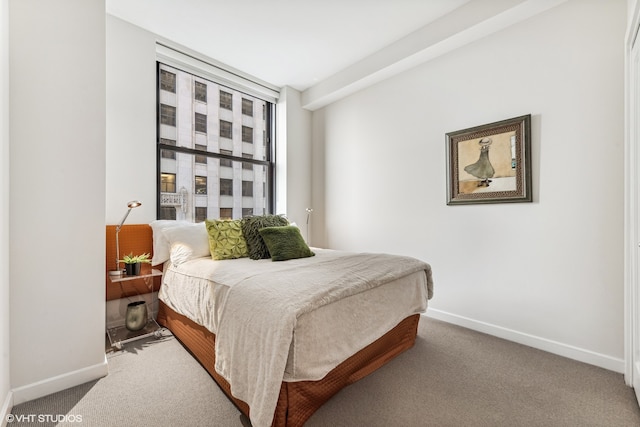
11,317 -> 640,426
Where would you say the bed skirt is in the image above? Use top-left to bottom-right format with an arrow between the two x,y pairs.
157,300 -> 420,427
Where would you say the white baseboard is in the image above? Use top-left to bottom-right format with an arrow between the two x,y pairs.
11,355 -> 108,406
424,309 -> 625,373
1,389 -> 13,427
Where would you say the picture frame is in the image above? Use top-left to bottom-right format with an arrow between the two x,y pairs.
446,114 -> 532,205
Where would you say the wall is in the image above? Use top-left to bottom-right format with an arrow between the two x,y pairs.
312,0 -> 627,371
0,0 -> 10,420
105,16 -> 312,225
276,87 -> 313,232
9,0 -> 107,404
106,15 -> 158,225
105,17 -> 313,321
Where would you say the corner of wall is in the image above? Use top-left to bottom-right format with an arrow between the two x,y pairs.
1,390 -> 13,427
1,0 -> 11,421
275,87 -> 312,236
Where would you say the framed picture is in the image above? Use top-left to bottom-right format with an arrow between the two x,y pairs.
446,114 -> 532,205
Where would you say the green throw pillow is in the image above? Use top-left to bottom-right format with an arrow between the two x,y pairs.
258,225 -> 315,261
242,215 -> 289,260
205,219 -> 248,260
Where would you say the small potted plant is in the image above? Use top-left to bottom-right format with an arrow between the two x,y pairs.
119,252 -> 151,276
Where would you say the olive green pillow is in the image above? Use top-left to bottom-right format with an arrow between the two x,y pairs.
258,225 -> 315,261
205,219 -> 248,260
241,215 -> 289,260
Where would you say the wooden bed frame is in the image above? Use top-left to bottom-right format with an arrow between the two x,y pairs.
107,224 -> 421,426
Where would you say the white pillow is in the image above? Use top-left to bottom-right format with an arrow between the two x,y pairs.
149,220 -> 190,266
163,222 -> 209,266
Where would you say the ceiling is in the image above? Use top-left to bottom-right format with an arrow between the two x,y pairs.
106,0 -> 471,91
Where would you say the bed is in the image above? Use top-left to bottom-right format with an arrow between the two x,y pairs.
108,220 -> 433,427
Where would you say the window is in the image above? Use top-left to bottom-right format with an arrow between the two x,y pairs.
242,153 -> 253,170
220,178 -> 233,196
242,98 -> 253,116
195,113 -> 207,133
220,91 -> 232,110
161,173 -> 176,193
160,138 -> 176,159
160,207 -> 176,220
195,81 -> 207,102
160,104 -> 176,126
220,120 -> 232,138
195,144 -> 207,164
160,70 -> 176,93
195,176 -> 207,194
220,149 -> 232,167
242,180 -> 253,197
157,63 -> 274,222
195,207 -> 207,222
242,126 -> 253,143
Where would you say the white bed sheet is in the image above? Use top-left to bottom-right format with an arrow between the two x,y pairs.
158,248 -> 429,382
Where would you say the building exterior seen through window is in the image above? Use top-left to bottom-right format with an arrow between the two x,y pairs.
157,63 -> 273,221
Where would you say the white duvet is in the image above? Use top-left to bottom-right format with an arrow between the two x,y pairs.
158,248 -> 433,427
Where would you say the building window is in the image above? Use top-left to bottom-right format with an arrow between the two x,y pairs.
160,207 -> 176,220
160,138 -> 176,159
160,104 -> 176,126
161,173 -> 176,193
195,144 -> 207,164
160,69 -> 176,93
195,176 -> 207,194
242,153 -> 253,170
220,120 -> 232,138
242,180 -> 253,197
157,63 -> 274,221
242,126 -> 253,143
220,149 -> 232,167
242,98 -> 253,116
195,81 -> 207,102
195,207 -> 207,222
195,113 -> 207,133
220,91 -> 232,110
220,178 -> 233,196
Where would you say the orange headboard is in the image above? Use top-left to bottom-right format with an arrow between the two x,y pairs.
105,224 -> 159,300
105,224 -> 153,273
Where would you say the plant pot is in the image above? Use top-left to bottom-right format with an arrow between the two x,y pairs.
124,262 -> 141,276
125,301 -> 148,331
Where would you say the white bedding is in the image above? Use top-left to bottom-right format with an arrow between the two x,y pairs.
158,248 -> 432,427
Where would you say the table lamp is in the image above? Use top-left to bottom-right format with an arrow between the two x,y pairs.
109,200 -> 142,276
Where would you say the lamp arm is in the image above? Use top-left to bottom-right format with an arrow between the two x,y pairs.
116,208 -> 133,233
115,207 -> 132,271
111,201 -> 141,275
115,228 -> 121,272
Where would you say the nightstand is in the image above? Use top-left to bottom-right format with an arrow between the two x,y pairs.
106,268 -> 163,350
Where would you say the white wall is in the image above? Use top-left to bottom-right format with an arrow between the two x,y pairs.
276,87 -> 313,232
105,17 -> 313,321
0,0 -> 10,421
312,0 -> 627,371
9,0 -> 107,404
106,15 -> 158,225
105,16 -> 312,227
